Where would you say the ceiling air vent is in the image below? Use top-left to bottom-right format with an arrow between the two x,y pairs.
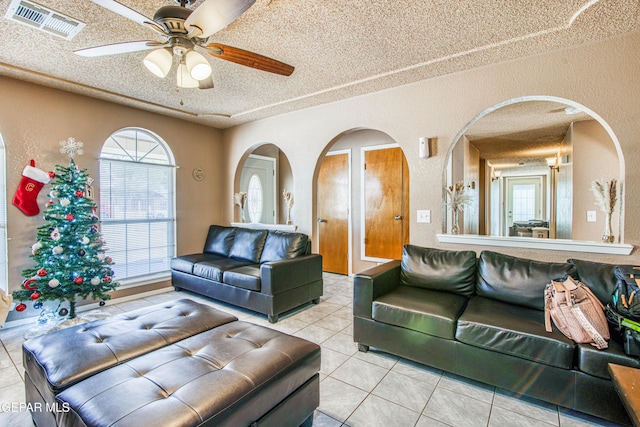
5,0 -> 85,40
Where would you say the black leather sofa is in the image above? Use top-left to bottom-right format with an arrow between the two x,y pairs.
23,299 -> 320,427
354,244 -> 638,425
171,225 -> 323,322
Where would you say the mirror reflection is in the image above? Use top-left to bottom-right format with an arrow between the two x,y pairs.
237,144 -> 293,225
444,97 -> 622,242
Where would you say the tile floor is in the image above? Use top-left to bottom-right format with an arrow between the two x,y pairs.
0,273 -> 626,426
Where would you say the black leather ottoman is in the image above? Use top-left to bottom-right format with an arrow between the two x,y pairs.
23,299 -> 320,427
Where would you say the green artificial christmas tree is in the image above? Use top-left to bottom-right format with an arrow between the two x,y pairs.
13,138 -> 119,319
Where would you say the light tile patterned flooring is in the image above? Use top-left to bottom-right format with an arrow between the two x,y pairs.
0,273 -> 626,426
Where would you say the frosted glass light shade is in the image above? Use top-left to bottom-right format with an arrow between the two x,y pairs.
186,50 -> 212,80
177,63 -> 200,88
143,48 -> 173,78
184,0 -> 255,38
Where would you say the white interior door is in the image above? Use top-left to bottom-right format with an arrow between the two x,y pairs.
240,155 -> 276,224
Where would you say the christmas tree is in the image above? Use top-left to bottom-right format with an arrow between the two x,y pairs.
13,138 -> 119,319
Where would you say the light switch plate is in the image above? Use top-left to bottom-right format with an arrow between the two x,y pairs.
417,210 -> 431,223
587,211 -> 597,222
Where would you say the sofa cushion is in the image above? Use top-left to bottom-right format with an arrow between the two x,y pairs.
456,296 -> 575,369
568,258 -> 634,307
223,266 -> 262,292
372,285 -> 469,339
400,245 -> 477,297
577,340 -> 640,379
171,253 -> 226,274
203,225 -> 236,256
193,258 -> 253,282
229,229 -> 269,263
476,251 -> 576,311
260,231 -> 309,263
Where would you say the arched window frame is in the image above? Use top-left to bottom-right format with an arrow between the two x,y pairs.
99,128 -> 176,286
0,134 -> 7,294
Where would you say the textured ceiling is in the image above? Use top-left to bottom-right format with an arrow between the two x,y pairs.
0,0 -> 639,129
466,100 -> 593,169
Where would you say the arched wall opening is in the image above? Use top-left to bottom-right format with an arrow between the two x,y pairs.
312,128 -> 409,275
233,143 -> 293,225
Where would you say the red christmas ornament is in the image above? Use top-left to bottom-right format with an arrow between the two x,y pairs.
30,292 -> 40,300
23,278 -> 37,290
15,303 -> 27,312
74,277 -> 84,284
66,214 -> 75,221
103,276 -> 112,283
36,268 -> 47,277
48,171 -> 55,179
75,190 -> 84,197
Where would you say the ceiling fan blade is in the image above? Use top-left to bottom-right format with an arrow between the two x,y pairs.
74,41 -> 163,57
185,0 -> 256,38
205,43 -> 294,76
90,0 -> 165,34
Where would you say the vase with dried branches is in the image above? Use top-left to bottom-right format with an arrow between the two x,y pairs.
233,192 -> 247,223
445,181 -> 471,234
283,190 -> 294,225
590,178 -> 617,243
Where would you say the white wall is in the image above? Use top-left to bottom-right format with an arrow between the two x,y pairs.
223,30 -> 640,265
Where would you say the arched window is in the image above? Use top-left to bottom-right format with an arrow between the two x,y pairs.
0,134 -> 7,293
99,128 -> 175,283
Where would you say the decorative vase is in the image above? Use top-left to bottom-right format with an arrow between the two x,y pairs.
451,209 -> 460,235
602,212 -> 614,243
286,207 -> 292,225
240,208 -> 246,223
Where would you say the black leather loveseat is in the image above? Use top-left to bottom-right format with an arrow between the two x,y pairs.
354,244 -> 638,425
171,225 -> 323,322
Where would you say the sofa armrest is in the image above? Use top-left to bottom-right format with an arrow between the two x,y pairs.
353,260 -> 401,319
260,254 -> 323,295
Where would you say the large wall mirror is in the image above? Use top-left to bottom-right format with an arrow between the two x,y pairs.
440,96 -> 631,255
235,143 -> 293,225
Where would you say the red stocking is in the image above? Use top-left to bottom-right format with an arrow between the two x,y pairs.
13,160 -> 50,216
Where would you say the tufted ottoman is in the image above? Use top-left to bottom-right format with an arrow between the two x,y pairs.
23,299 -> 320,427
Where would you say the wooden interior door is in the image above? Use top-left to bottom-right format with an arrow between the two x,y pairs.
364,147 -> 409,260
317,153 -> 349,274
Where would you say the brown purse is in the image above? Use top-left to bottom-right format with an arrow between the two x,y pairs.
544,276 -> 610,349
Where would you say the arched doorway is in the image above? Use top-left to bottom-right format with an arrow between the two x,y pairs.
315,129 -> 409,275
233,143 -> 294,226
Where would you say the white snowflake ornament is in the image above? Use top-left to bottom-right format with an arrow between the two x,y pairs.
60,137 -> 84,159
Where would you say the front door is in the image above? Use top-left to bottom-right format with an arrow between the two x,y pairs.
240,155 -> 276,224
317,152 -> 350,275
363,146 -> 409,260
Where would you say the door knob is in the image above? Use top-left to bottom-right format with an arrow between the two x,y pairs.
394,215 -> 402,220
317,218 -> 326,223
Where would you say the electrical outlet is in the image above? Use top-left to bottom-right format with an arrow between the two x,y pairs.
587,211 -> 597,222
417,210 -> 431,223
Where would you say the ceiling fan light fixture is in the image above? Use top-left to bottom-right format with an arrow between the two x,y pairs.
177,62 -> 200,88
185,50 -> 212,80
143,48 -> 173,78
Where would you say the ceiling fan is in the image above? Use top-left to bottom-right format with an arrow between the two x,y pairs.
75,0 -> 294,89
